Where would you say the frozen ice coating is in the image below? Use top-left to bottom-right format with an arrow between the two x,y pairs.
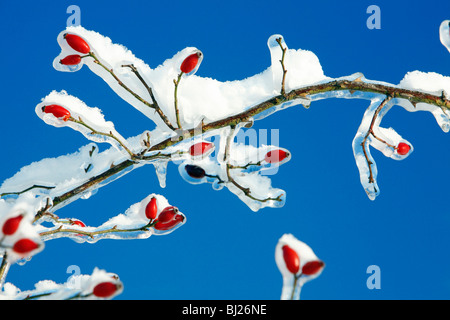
0,268 -> 122,300
53,27 -> 327,131
275,234 -> 324,300
440,20 -> 450,54
36,193 -> 185,243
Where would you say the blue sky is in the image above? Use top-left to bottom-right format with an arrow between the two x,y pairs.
1,0 -> 450,299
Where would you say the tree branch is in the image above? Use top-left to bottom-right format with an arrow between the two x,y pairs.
37,78 -> 450,213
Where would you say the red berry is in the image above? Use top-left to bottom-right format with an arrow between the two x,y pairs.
93,282 -> 117,298
185,165 -> 206,179
282,245 -> 300,274
180,52 -> 201,74
42,105 -> 71,121
64,33 -> 90,54
60,54 -> 82,65
265,150 -> 289,164
2,214 -> 23,236
154,214 -> 184,231
302,260 -> 324,276
13,239 -> 39,254
189,142 -> 213,156
396,142 -> 410,155
157,206 -> 179,223
71,219 -> 86,227
145,197 -> 158,220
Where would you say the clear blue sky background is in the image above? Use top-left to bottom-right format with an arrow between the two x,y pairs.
1,0 -> 450,300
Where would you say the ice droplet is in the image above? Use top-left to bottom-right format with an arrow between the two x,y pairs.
153,161 -> 168,188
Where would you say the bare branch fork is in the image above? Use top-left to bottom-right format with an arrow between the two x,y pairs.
82,53 -> 177,131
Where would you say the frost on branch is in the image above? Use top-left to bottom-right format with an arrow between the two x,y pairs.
0,267 -> 122,300
36,193 -> 186,243
275,234 -> 324,300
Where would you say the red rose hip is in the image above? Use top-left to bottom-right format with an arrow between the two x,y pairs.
145,197 -> 158,220
154,214 -> 184,231
282,245 -> 300,274
13,239 -> 39,254
42,105 -> 71,121
64,33 -> 91,54
2,214 -> 23,236
60,54 -> 82,65
302,260 -> 324,276
71,219 -> 86,227
156,206 -> 179,223
189,142 -> 213,156
265,150 -> 289,164
396,142 -> 410,155
180,52 -> 202,74
93,282 -> 117,298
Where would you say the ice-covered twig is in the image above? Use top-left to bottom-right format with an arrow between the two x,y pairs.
0,185 -> 55,198
120,64 -> 176,131
84,53 -> 177,131
69,115 -> 135,158
173,73 -> 183,129
275,234 -> 324,300
223,127 -> 284,204
37,193 -> 186,243
360,96 -> 393,186
2,268 -> 123,300
275,37 -> 288,97
0,253 -> 10,287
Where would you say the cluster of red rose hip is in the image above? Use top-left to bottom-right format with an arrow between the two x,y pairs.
281,244 -> 324,278
144,197 -> 185,232
59,33 -> 91,67
0,212 -> 40,260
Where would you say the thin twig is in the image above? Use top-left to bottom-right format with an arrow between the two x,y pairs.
228,161 -> 262,170
0,252 -> 10,287
39,221 -> 156,240
360,96 -> 393,184
276,37 -> 288,97
0,185 -> 55,198
83,54 -> 176,131
121,64 -> 177,131
173,73 -> 183,129
69,116 -> 135,158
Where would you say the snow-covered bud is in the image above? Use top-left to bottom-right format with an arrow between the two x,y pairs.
13,238 -> 40,255
265,149 -> 290,164
189,142 -> 214,157
2,213 -> 24,236
42,104 -> 71,121
180,51 -> 202,74
396,142 -> 411,156
145,197 -> 158,220
93,282 -> 120,298
64,33 -> 91,54
60,54 -> 82,66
